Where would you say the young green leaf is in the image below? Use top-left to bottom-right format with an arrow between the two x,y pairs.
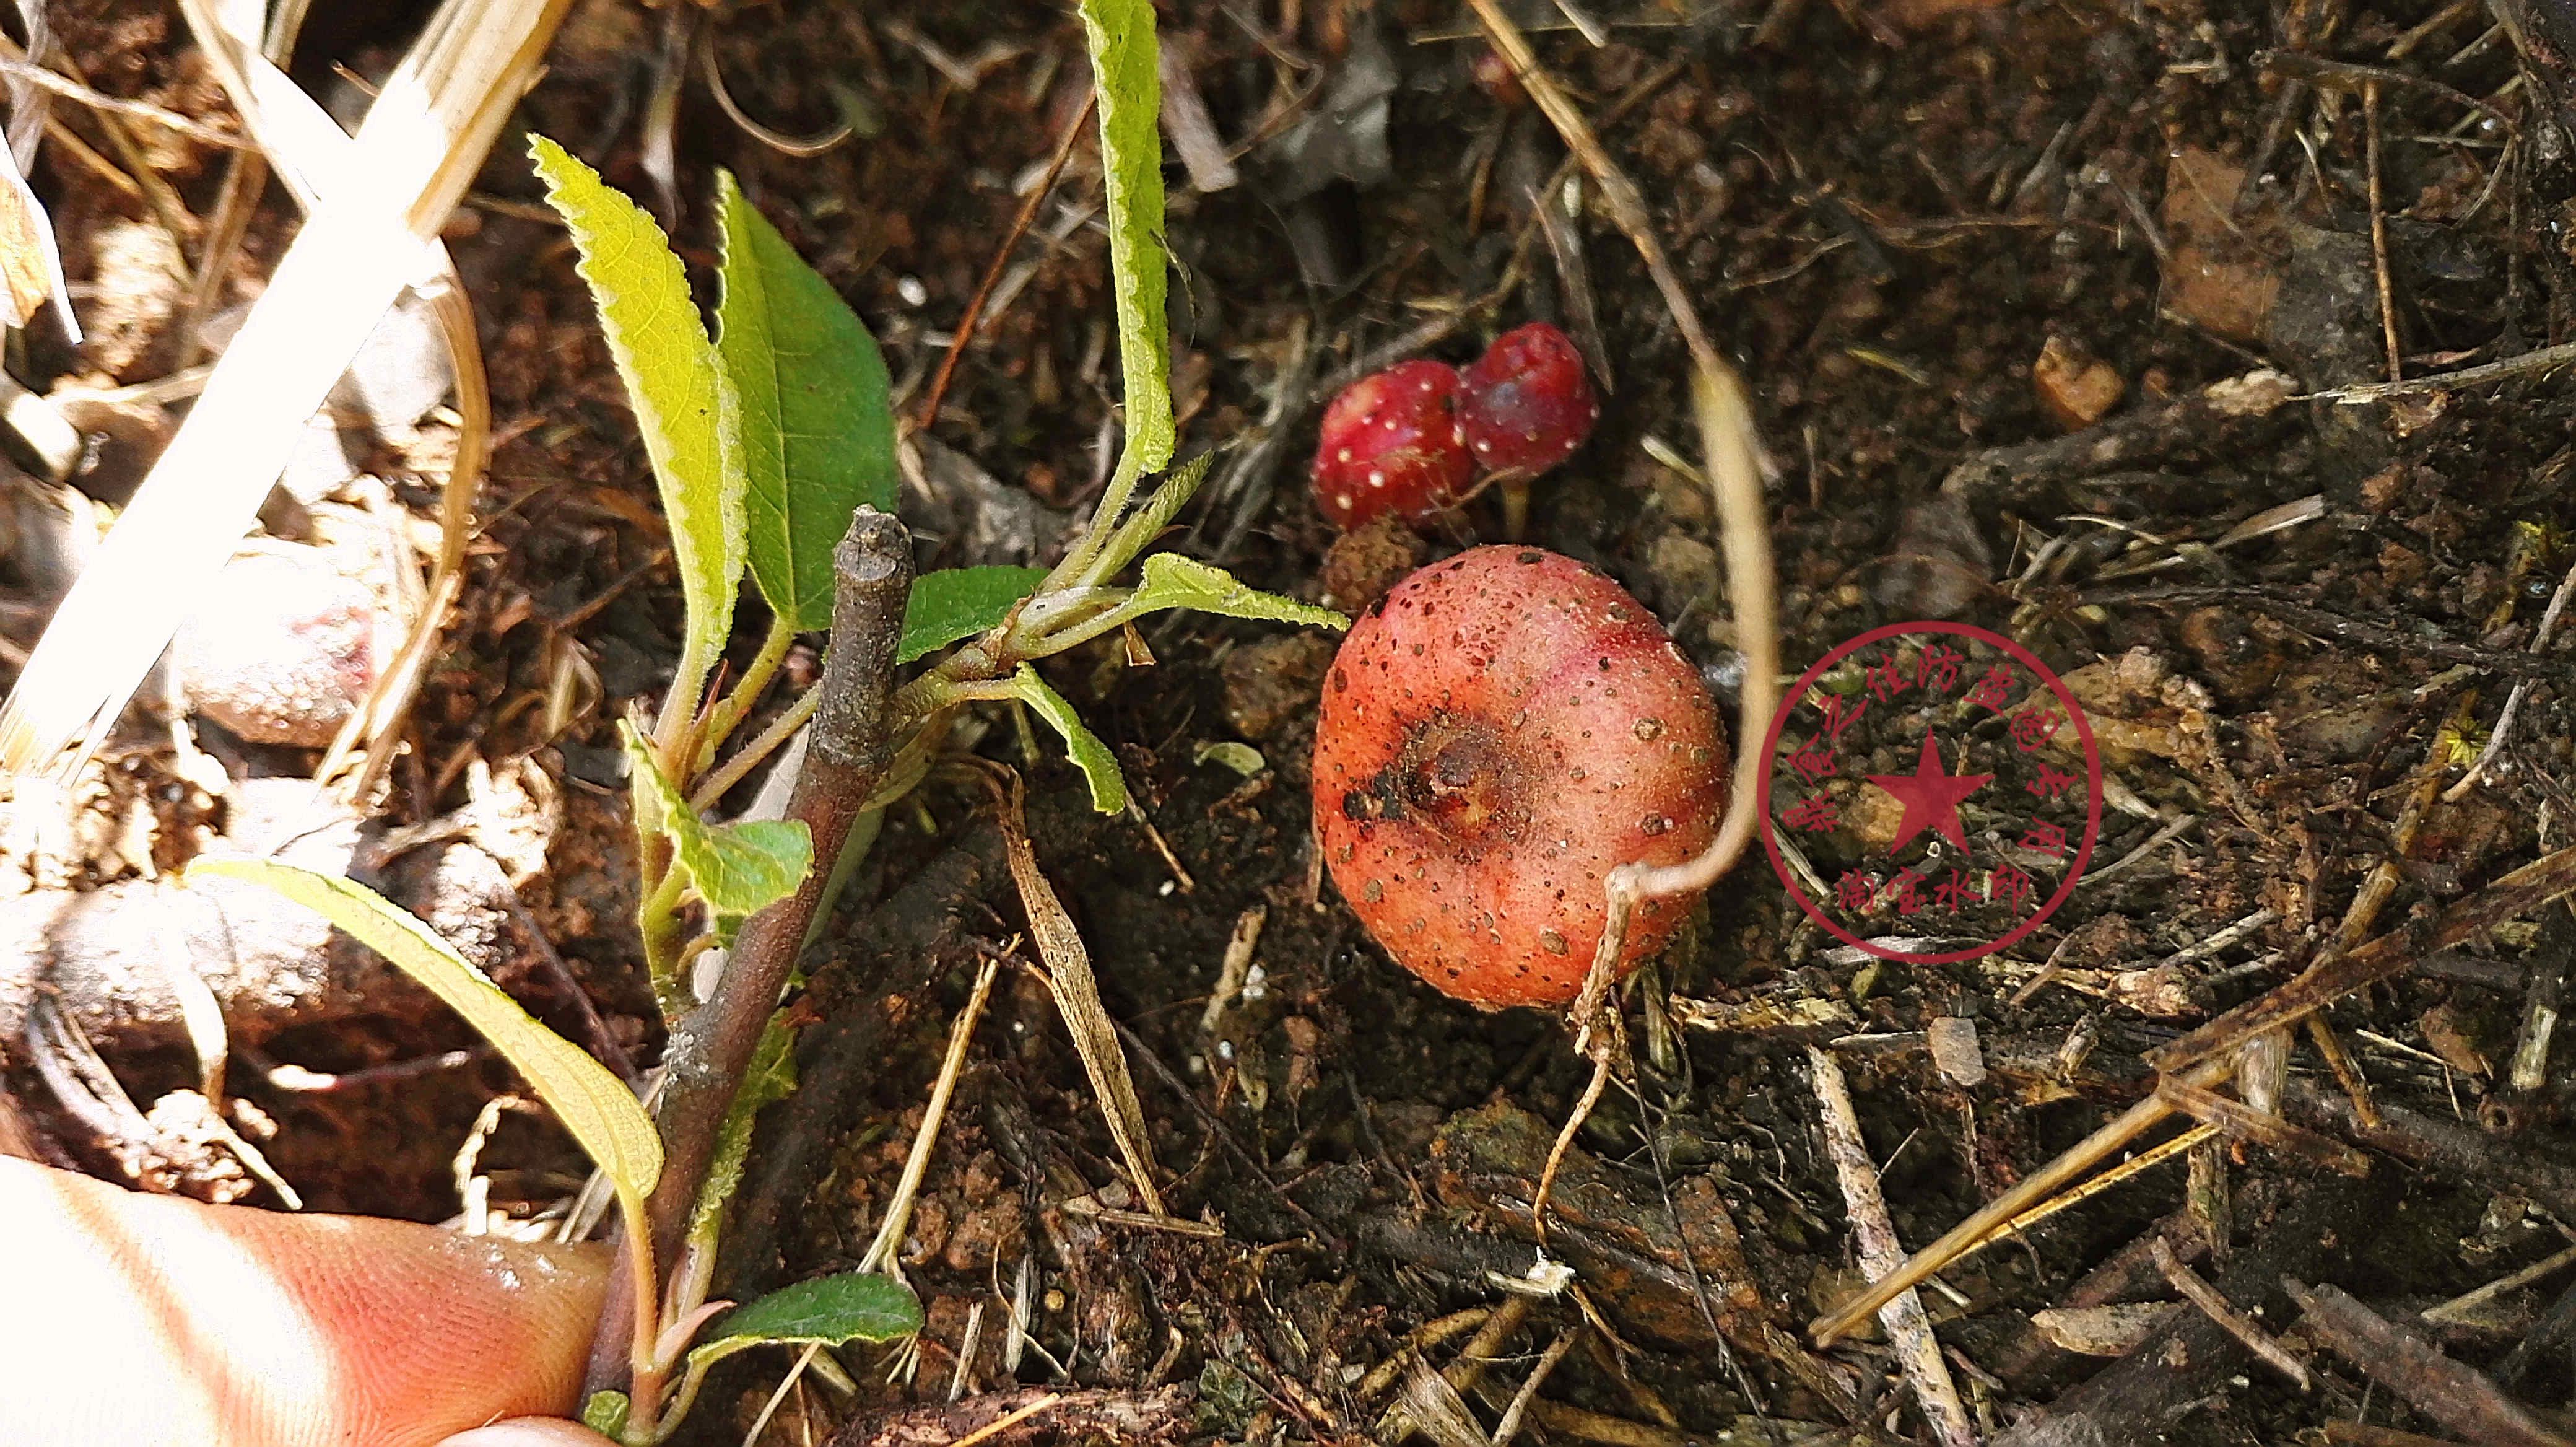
900,565 -> 1046,663
580,1392 -> 630,1440
623,722 -> 813,918
715,172 -> 897,632
529,137 -> 742,714
1007,663 -> 1127,813
1076,0 -> 1172,485
1079,452 -> 1212,588
1126,554 -> 1349,630
188,858 -> 663,1207
689,1270 -> 923,1370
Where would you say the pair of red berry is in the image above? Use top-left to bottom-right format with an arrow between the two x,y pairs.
1310,321 -> 1599,530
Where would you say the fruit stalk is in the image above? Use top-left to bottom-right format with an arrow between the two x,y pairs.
1570,365 -> 1777,1034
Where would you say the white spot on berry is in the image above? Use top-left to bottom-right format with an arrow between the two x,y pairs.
1368,470 -> 1386,488
1474,439 -> 1493,453
1336,493 -> 1354,509
1336,447 -> 1352,463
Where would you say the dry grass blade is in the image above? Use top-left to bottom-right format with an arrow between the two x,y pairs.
1810,1053 -> 2235,1345
2148,842 -> 2576,1073
1807,1046 -> 1977,1447
175,0 -> 493,802
993,769 -> 1167,1217
859,954 -> 999,1277
0,0 -> 571,779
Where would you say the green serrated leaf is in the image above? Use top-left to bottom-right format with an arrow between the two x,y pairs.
1077,0 -> 1171,482
1129,554 -> 1349,630
1008,663 -> 1127,813
188,859 -> 662,1212
529,137 -> 742,712
716,172 -> 897,632
623,722 -> 812,917
581,1391 -> 630,1439
900,566 -> 1046,663
689,1270 -> 923,1372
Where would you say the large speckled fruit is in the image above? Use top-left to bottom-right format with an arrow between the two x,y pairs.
1312,546 -> 1728,1008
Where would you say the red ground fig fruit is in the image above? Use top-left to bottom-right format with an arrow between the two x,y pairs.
1456,321 -> 1598,478
1310,359 -> 1474,530
1312,546 -> 1727,1008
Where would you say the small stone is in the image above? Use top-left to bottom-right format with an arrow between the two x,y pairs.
1927,1016 -> 1986,1088
2033,1303 -> 2184,1357
2032,334 -> 2125,430
1647,532 -> 1720,610
2159,149 -> 2282,346
174,548 -> 387,748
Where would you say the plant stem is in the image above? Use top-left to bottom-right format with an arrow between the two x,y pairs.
586,507 -> 916,1400
637,869 -> 690,1021
618,1191 -> 664,1442
688,680 -> 821,814
696,614 -> 798,769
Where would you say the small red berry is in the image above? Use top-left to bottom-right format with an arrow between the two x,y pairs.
1456,322 -> 1598,478
1311,360 -> 1474,530
1312,546 -> 1728,1009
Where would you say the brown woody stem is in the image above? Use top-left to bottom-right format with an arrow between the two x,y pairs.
586,507 -> 913,1402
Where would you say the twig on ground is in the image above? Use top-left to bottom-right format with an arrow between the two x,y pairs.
0,54 -> 250,149
827,1386 -> 1188,1447
2310,339 -> 2576,403
2448,551 -> 2576,800
2153,1076 -> 2373,1176
1941,370 -> 2298,508
2423,1239 -> 2576,1326
1811,1053 -> 2234,1345
1990,1176 -> 2389,1447
916,89 -> 1096,429
2364,82 -> 2403,383
2288,1279 -> 2576,1447
1490,1329 -> 1579,1446
2287,1078 -> 2576,1221
2148,841 -> 2576,1073
1807,1045 -> 1978,1447
2079,584 -> 2576,683
2151,1237 -> 2310,1389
